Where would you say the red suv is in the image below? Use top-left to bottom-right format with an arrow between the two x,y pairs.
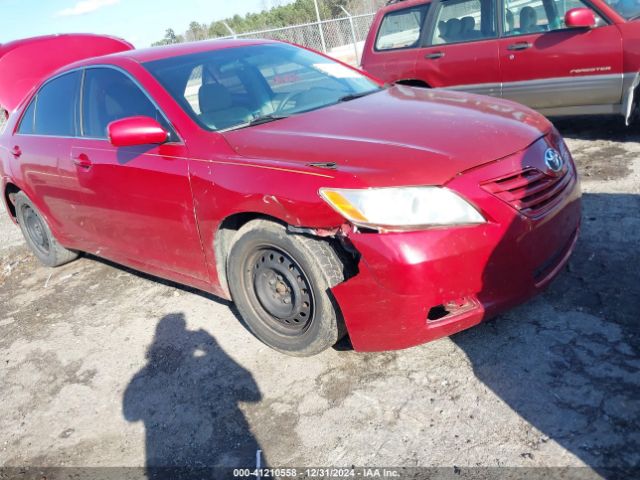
1,35 -> 581,356
362,0 -> 639,123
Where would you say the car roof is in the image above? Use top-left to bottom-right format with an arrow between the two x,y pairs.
381,0 -> 433,13
69,38 -> 277,69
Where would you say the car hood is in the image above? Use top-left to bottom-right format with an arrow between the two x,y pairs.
222,85 -> 552,186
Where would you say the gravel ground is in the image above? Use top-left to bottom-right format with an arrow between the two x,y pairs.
0,116 -> 638,478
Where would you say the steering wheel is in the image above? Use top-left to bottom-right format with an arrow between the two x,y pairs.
274,87 -> 341,114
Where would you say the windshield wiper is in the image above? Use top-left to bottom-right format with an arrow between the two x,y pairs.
221,114 -> 289,132
247,113 -> 290,126
337,89 -> 380,103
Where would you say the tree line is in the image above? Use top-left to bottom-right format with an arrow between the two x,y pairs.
153,0 -> 385,46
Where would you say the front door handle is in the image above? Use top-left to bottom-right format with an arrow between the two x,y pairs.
11,146 -> 22,158
425,51 -> 445,60
507,42 -> 532,51
73,153 -> 92,170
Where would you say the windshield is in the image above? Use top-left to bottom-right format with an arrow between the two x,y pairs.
605,0 -> 640,19
144,43 -> 381,132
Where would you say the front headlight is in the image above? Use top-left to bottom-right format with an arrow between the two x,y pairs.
319,186 -> 485,231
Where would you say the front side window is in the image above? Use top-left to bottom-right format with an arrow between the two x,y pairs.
21,71 -> 81,137
431,0 -> 497,45
503,0 -> 605,36
375,5 -> 430,50
82,68 -> 175,140
144,44 -> 381,132
604,0 -> 640,19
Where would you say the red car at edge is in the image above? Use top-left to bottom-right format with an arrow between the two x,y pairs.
0,34 -> 581,356
362,0 -> 640,124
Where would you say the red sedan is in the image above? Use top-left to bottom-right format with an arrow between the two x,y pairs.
0,35 -> 581,356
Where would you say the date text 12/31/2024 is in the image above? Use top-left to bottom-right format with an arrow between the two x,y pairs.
233,468 -> 402,478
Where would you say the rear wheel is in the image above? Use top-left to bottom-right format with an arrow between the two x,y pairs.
227,220 -> 346,356
14,192 -> 78,267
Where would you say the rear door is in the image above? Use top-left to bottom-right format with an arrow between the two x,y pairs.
362,3 -> 431,84
10,71 -> 86,247
66,67 -> 208,280
498,0 -> 624,109
415,0 -> 501,95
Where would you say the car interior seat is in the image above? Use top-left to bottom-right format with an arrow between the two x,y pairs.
460,16 -> 478,39
198,83 -> 253,131
519,6 -> 539,33
506,9 -> 515,32
438,21 -> 448,42
445,18 -> 463,42
88,80 -> 157,138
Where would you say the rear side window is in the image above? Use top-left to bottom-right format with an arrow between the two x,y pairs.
82,68 -> 175,140
27,72 -> 81,136
376,5 -> 430,51
18,101 -> 36,134
432,0 -> 497,44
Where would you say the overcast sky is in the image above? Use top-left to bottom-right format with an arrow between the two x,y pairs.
1,0 -> 292,47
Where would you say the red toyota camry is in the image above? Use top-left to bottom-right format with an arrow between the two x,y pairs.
0,35 -> 581,356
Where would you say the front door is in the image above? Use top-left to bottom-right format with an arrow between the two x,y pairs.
65,67 -> 208,281
416,0 -> 501,96
498,0 -> 624,109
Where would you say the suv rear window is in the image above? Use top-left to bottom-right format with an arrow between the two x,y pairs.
376,5 -> 430,51
432,0 -> 497,44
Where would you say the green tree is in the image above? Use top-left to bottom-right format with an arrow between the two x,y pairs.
152,28 -> 184,46
154,0 -> 385,44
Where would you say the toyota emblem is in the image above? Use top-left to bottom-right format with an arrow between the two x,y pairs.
544,148 -> 564,173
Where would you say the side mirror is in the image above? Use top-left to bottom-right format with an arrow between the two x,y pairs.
107,116 -> 169,147
564,8 -> 596,28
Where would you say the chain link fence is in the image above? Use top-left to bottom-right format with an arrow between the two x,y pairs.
219,12 -> 376,66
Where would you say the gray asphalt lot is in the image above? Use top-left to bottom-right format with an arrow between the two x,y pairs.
0,116 -> 638,477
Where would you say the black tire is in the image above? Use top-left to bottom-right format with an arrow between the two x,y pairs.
14,192 -> 78,267
227,220 -> 346,356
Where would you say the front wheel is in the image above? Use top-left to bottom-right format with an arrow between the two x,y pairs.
227,220 -> 346,357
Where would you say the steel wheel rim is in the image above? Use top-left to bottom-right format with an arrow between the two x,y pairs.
246,246 -> 315,336
22,205 -> 50,256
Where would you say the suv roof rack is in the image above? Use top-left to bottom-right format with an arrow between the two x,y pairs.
385,0 -> 411,5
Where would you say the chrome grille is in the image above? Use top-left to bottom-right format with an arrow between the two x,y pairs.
482,166 -> 574,218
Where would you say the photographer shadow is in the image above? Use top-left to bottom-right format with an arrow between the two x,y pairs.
123,313 -> 264,479
452,190 -> 639,475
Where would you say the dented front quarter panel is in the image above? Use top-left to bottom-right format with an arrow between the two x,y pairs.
186,134 -> 356,293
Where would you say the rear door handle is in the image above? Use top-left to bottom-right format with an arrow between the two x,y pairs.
507,42 -> 532,51
11,146 -> 22,158
425,51 -> 445,60
73,153 -> 92,169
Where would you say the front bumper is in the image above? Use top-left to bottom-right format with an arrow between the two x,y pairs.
331,139 -> 582,352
